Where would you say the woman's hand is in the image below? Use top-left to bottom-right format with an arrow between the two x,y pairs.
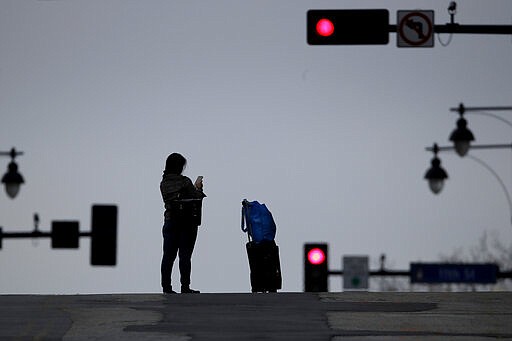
194,176 -> 204,190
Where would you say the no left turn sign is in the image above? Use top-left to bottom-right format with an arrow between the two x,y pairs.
397,10 -> 434,47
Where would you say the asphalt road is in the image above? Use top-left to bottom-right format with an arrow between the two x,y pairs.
1,292 -> 511,340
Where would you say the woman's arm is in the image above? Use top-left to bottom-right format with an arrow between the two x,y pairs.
181,177 -> 206,199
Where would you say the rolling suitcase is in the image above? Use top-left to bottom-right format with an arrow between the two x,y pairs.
242,200 -> 282,293
246,240 -> 282,292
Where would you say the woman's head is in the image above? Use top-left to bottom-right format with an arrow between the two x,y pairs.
164,153 -> 187,175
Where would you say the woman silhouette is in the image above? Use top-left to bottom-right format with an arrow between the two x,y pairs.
160,153 -> 206,294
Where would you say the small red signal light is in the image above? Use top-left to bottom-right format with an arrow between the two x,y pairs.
307,248 -> 326,265
316,18 -> 334,37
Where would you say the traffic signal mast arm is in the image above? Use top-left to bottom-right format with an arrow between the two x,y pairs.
388,23 -> 512,35
328,268 -> 512,279
329,269 -> 410,276
0,228 -> 91,239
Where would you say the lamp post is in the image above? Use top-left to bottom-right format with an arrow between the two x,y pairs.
425,143 -> 512,193
0,148 -> 24,199
424,104 -> 512,222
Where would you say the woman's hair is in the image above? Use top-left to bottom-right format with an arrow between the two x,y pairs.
164,153 -> 187,175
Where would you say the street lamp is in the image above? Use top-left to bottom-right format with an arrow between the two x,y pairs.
448,104 -> 512,157
424,144 -> 449,194
0,148 -> 24,199
449,103 -> 475,157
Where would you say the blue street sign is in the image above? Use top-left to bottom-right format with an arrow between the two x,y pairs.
410,263 -> 498,284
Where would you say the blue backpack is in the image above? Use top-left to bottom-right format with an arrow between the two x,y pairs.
241,199 -> 277,243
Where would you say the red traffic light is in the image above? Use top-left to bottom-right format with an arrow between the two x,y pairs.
304,243 -> 328,292
307,248 -> 326,265
307,9 -> 390,45
316,18 -> 334,37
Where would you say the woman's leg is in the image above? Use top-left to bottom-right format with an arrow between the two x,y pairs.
161,220 -> 180,291
178,225 -> 198,289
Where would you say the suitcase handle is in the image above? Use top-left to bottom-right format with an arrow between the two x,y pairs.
241,200 -> 252,242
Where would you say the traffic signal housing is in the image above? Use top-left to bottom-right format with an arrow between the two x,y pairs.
307,9 -> 389,45
90,205 -> 117,266
304,243 -> 328,292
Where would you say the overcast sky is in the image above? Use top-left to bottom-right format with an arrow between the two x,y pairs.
1,0 -> 511,294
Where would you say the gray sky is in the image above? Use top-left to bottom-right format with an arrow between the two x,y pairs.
1,0 -> 511,293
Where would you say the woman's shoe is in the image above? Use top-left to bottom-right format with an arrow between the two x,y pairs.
163,287 -> 177,294
181,286 -> 200,294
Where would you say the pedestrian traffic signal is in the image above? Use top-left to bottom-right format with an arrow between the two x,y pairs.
307,9 -> 390,45
51,221 -> 79,248
304,243 -> 328,292
90,205 -> 117,266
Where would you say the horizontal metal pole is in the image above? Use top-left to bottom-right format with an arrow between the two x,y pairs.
0,230 -> 92,238
498,271 -> 512,279
0,151 -> 24,157
1,231 -> 51,238
426,144 -> 512,152
388,24 -> 512,35
435,24 -> 512,35
468,144 -> 512,150
330,269 -> 512,279
450,106 -> 512,112
370,270 -> 411,276
329,270 -> 410,276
